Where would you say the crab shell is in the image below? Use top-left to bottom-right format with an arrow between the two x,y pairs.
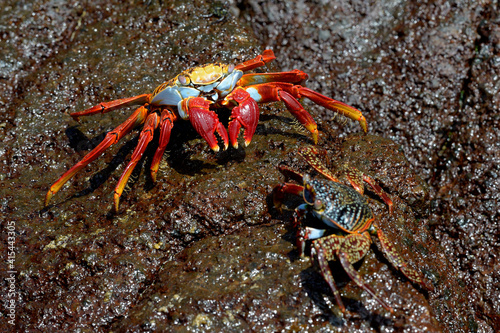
149,63 -> 243,119
302,174 -> 374,233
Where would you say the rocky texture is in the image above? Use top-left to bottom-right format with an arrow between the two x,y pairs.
240,0 -> 499,331
0,0 -> 498,332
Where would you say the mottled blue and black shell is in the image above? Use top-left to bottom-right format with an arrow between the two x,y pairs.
303,175 -> 374,233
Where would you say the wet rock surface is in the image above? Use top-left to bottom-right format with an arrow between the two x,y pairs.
0,0 -> 498,332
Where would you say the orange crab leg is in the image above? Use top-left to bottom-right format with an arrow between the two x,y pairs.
376,226 -> 434,291
298,146 -> 393,212
338,251 -> 393,313
45,106 -> 149,206
236,83 -> 319,143
362,175 -> 394,214
298,147 -> 340,182
241,82 -> 367,133
313,232 -> 394,313
274,89 -> 320,143
234,49 -> 276,72
343,166 -> 365,194
150,109 -> 176,182
114,112 -> 160,211
248,82 -> 367,132
298,87 -> 368,133
70,94 -> 150,121
237,70 -> 308,87
312,240 -> 347,313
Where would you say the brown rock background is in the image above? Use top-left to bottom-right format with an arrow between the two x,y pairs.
1,0 -> 498,332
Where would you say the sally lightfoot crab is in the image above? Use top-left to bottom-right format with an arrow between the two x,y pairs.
45,50 -> 367,211
273,147 -> 432,313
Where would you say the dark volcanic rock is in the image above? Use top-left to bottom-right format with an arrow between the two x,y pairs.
241,0 -> 499,332
1,0 -> 498,332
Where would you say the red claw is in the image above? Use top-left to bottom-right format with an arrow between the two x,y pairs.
227,88 -> 260,148
183,97 -> 229,152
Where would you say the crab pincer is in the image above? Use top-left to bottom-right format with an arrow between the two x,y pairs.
227,88 -> 260,148
181,97 -> 229,152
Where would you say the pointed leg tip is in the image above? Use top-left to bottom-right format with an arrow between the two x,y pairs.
114,192 -> 121,213
150,167 -> 159,183
312,132 -> 319,144
211,145 -> 220,153
359,117 -> 368,133
304,124 -> 318,144
44,191 -> 54,207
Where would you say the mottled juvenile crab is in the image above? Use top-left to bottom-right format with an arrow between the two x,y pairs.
273,147 -> 432,313
45,50 -> 367,211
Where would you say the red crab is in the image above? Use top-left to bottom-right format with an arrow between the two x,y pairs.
45,50 -> 367,211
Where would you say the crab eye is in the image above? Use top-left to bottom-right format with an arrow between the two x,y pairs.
178,75 -> 189,85
313,199 -> 323,211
